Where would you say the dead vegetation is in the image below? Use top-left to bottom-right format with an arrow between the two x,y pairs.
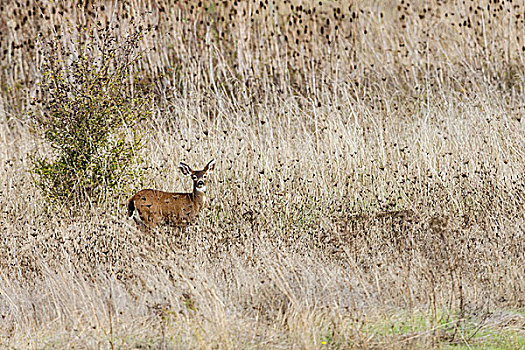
0,0 -> 524,348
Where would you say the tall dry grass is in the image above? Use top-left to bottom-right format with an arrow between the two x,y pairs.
1,0 -> 524,348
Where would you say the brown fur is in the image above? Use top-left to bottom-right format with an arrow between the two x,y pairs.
128,160 -> 215,229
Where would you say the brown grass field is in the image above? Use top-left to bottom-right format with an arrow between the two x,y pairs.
1,0 -> 524,348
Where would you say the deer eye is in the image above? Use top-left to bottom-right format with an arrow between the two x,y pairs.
192,175 -> 197,180
203,175 -> 207,179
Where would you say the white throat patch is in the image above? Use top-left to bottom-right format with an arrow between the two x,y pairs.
196,186 -> 206,192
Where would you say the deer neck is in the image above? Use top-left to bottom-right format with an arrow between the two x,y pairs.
192,186 -> 207,208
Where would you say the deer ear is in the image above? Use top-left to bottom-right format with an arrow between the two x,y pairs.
206,159 -> 216,172
179,162 -> 192,176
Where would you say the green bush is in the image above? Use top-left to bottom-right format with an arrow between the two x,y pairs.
32,28 -> 152,207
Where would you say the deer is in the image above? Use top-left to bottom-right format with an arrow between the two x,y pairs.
127,159 -> 215,229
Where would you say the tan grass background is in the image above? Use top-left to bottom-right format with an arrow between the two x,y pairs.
1,0 -> 524,348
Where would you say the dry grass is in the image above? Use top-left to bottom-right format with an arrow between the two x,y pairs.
1,0 -> 525,348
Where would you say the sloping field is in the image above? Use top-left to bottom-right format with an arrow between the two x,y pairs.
1,1 -> 524,348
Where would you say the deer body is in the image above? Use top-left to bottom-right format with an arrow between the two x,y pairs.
128,160 -> 215,228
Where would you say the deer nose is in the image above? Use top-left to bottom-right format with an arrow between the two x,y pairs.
197,179 -> 204,187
